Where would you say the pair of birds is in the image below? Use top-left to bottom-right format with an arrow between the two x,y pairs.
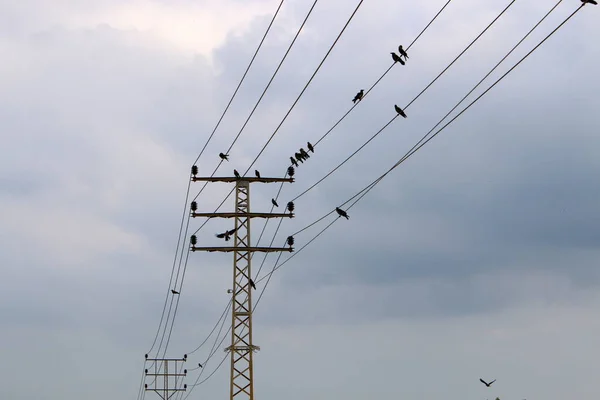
232,169 -> 262,179
391,44 -> 409,65
290,143 -> 314,167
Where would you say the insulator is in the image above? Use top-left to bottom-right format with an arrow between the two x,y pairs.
145,384 -> 148,389
184,369 -> 187,374
287,236 -> 294,246
144,354 -> 148,359
184,384 -> 187,389
191,165 -> 198,176
287,201 -> 295,212
287,166 -> 295,177
191,201 -> 197,212
145,369 -> 148,374
184,354 -> 187,359
190,235 -> 197,245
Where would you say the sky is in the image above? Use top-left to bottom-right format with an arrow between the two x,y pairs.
1,0 -> 599,399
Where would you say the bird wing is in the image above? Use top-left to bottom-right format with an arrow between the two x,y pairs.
216,233 -> 226,238
227,228 -> 238,235
480,379 -> 487,385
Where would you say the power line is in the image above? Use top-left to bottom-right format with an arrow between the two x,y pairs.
290,0 -> 518,202
255,0 -> 586,286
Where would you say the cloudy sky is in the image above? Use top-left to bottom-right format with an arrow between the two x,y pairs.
1,0 -> 599,399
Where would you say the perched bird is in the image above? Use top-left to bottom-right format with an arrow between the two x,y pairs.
582,0 -> 598,5
234,169 -> 241,179
295,152 -> 304,163
335,207 -> 349,220
398,45 -> 409,60
198,363 -> 203,368
307,142 -> 314,153
299,148 -> 310,159
290,156 -> 299,167
219,152 -> 229,161
479,379 -> 496,388
394,104 -> 407,118
271,198 -> 279,207
255,170 -> 261,179
352,89 -> 364,104
391,52 -> 405,65
249,279 -> 256,290
171,289 -> 180,295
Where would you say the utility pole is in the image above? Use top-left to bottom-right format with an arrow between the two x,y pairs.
189,169 -> 294,400
144,354 -> 188,400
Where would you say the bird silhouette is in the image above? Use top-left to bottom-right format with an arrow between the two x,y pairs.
582,0 -> 598,5
271,198 -> 279,207
198,363 -> 203,368
299,148 -> 310,159
307,142 -> 314,153
234,169 -> 240,179
391,52 -> 405,65
394,104 -> 407,118
290,156 -> 299,167
480,379 -> 496,387
398,45 -> 409,60
335,207 -> 349,220
295,152 -> 304,163
219,152 -> 229,161
249,279 -> 256,290
171,289 -> 180,295
255,170 -> 261,179
352,89 -> 364,103
216,228 -> 237,241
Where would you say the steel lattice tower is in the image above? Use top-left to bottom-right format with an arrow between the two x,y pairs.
190,173 -> 294,400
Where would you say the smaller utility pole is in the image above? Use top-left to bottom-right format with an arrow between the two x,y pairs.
144,354 -> 188,400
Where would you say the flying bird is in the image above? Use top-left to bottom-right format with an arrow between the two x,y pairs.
398,45 -> 409,60
290,156 -> 299,167
352,89 -> 364,103
249,279 -> 256,290
394,104 -> 407,118
271,198 -> 279,208
391,52 -> 405,65
255,170 -> 261,179
582,0 -> 598,5
234,169 -> 241,179
219,152 -> 229,161
479,379 -> 496,387
335,207 -> 349,220
171,289 -> 180,295
307,142 -> 314,153
216,228 -> 238,241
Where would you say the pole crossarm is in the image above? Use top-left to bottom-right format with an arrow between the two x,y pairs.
192,177 -> 294,183
144,357 -> 187,400
192,212 -> 294,219
191,246 -> 293,253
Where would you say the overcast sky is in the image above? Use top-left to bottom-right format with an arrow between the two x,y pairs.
1,1 -> 599,399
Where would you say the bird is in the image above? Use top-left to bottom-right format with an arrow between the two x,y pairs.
480,379 -> 496,387
299,148 -> 310,159
216,228 -> 237,241
290,156 -> 299,167
219,152 -> 229,161
335,207 -> 349,220
198,363 -> 203,368
394,104 -> 407,118
171,289 -> 180,295
295,152 -> 304,163
233,169 -> 240,179
307,142 -> 314,153
249,279 -> 256,290
271,198 -> 279,207
398,45 -> 409,60
391,52 -> 405,65
582,0 -> 598,5
352,89 -> 364,103
255,170 -> 261,179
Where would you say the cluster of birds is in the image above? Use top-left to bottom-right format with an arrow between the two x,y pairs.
289,142 -> 314,167
351,45 -> 409,117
